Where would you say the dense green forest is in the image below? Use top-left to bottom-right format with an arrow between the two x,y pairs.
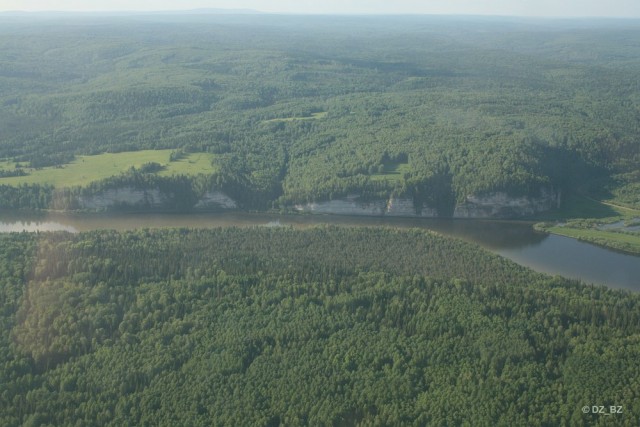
1,13 -> 638,426
0,226 -> 638,425
0,14 -> 638,211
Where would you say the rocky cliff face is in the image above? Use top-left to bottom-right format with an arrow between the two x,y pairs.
194,191 -> 238,209
71,185 -> 558,217
294,195 -> 437,217
453,188 -> 560,218
79,188 -> 166,210
77,187 -> 237,211
294,195 -> 385,216
294,188 -> 559,219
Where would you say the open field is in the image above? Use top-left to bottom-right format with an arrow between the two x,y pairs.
0,150 -> 216,188
370,162 -> 411,182
263,111 -> 328,123
157,152 -> 217,177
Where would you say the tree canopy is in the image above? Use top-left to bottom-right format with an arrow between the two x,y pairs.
0,227 -> 639,425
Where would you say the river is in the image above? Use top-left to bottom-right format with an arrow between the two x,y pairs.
0,210 -> 638,291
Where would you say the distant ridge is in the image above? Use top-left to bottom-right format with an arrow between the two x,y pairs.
0,8 -> 264,16
173,8 -> 264,15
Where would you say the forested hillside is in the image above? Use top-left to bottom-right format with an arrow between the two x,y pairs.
1,13 -> 638,426
0,227 -> 639,425
0,15 -> 638,210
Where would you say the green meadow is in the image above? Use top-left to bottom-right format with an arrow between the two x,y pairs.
263,111 -> 328,123
370,162 -> 411,182
0,150 -> 216,188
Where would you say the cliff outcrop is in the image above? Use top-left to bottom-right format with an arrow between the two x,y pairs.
294,188 -> 559,219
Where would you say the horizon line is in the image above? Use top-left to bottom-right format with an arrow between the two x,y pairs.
0,9 -> 639,19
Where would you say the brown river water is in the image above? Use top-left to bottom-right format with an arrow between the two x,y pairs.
1,210 -> 638,291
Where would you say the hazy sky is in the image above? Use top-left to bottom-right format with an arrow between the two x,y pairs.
2,0 -> 640,17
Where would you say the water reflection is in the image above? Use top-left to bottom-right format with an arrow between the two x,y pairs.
0,210 -> 77,232
494,234 -> 640,291
0,221 -> 76,233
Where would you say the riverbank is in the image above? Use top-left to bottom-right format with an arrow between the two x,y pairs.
532,195 -> 640,256
1,209 -> 639,290
534,223 -> 640,256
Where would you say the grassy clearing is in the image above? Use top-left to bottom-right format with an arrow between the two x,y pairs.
370,162 -> 411,183
0,150 -> 216,188
157,152 -> 216,177
263,111 -> 328,123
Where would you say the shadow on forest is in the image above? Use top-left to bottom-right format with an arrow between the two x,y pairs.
539,145 -> 619,220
